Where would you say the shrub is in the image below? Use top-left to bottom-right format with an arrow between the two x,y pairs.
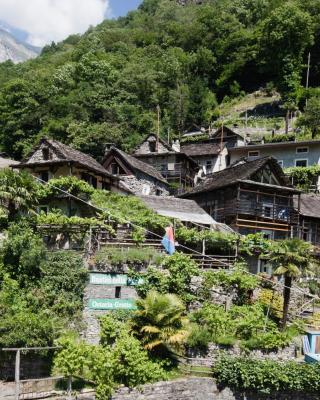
187,324 -> 212,350
214,356 -> 320,394
96,246 -> 163,267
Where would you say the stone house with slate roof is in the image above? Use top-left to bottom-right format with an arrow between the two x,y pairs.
14,138 -> 129,217
102,146 -> 170,196
181,156 -> 301,241
132,134 -> 199,192
181,142 -> 228,175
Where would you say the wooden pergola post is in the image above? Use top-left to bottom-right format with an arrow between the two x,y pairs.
15,349 -> 20,400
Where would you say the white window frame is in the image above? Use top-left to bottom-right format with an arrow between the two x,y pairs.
277,160 -> 283,168
248,150 -> 260,158
296,146 -> 309,154
258,259 -> 273,275
295,158 -> 308,167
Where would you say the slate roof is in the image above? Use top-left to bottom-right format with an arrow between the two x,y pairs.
138,195 -> 215,225
294,194 -> 320,218
133,134 -> 173,154
103,147 -> 168,184
181,143 -> 222,157
181,156 -> 290,196
16,138 -> 115,178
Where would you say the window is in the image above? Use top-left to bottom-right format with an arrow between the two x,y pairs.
258,259 -> 273,275
39,171 -> 49,182
262,204 -> 273,218
115,287 -> 121,299
111,163 -> 119,175
248,150 -> 260,158
205,160 -> 213,173
42,147 -> 50,160
167,163 -> 175,171
149,141 -> 156,153
278,160 -> 283,168
261,229 -> 273,240
156,189 -> 162,196
295,159 -> 308,167
296,147 -> 309,154
142,184 -> 151,195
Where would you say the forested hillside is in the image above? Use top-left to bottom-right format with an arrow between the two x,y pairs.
0,0 -> 319,160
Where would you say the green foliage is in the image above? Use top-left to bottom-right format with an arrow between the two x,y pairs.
1,222 -> 45,285
239,233 -> 273,256
0,223 -> 87,347
263,133 -> 295,143
54,328 -> 168,399
241,330 -> 293,351
214,356 -> 320,394
96,246 -> 163,266
201,265 -> 259,304
37,209 -> 113,231
91,190 -> 169,231
0,1 -> 319,158
133,290 -> 188,352
38,176 -> 94,199
0,169 -> 39,221
297,95 -> 320,137
133,252 -> 199,304
176,226 -> 237,254
285,164 -> 320,191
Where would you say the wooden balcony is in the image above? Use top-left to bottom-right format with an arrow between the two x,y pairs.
215,199 -> 299,228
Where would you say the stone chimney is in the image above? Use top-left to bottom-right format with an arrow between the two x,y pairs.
172,139 -> 180,152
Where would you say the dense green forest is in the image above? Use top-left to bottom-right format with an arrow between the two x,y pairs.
0,0 -> 320,160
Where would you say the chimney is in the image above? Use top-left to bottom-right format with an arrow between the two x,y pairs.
172,139 -> 180,152
105,143 -> 116,154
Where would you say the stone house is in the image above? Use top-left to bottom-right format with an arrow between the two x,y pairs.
181,156 -> 301,241
181,142 -> 228,175
14,138 -> 130,217
102,146 -> 170,196
132,134 -> 199,192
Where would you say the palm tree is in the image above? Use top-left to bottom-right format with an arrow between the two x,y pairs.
133,290 -> 189,353
0,169 -> 39,221
267,238 -> 315,329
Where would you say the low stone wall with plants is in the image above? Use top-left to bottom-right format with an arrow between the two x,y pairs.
186,342 -> 297,366
111,377 -> 320,400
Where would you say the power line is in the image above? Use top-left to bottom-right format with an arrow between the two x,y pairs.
34,177 -> 320,301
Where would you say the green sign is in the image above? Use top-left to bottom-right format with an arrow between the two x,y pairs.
89,273 -> 143,286
88,298 -> 137,310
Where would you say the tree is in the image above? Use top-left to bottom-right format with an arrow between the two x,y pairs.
297,96 -> 320,138
0,169 -> 39,221
133,290 -> 188,353
267,238 -> 315,329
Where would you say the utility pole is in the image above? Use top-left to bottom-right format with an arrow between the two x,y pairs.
156,104 -> 160,152
306,52 -> 311,107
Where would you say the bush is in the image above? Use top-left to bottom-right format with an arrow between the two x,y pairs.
96,247 -> 163,267
214,356 -> 320,394
187,324 -> 212,350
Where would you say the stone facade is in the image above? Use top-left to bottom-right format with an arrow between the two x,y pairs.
82,264 -> 141,344
120,173 -> 169,196
111,378 -> 319,400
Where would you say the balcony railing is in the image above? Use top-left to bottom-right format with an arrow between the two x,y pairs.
215,199 -> 299,225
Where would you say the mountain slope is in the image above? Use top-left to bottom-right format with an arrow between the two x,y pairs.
0,29 -> 39,63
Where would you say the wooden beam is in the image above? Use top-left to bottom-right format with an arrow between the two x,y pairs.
236,224 -> 290,232
236,218 -> 289,227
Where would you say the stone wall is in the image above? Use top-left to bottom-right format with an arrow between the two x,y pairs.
0,351 -> 53,381
186,343 -> 297,367
120,174 -> 169,196
111,377 -> 319,400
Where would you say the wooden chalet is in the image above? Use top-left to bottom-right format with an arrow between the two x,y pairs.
132,134 -> 198,192
102,146 -> 170,196
181,156 -> 301,240
294,194 -> 320,248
